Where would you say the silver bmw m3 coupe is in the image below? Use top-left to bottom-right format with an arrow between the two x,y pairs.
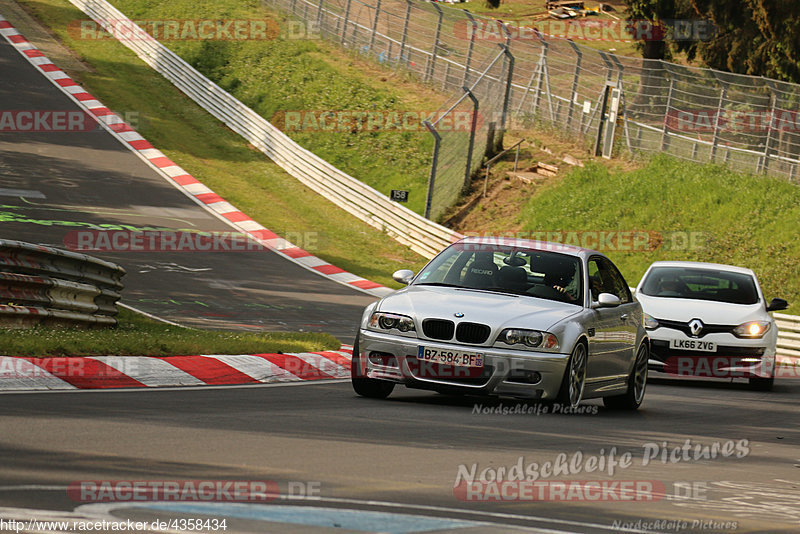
352,237 -> 649,410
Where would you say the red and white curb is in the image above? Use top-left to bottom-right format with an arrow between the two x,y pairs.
0,14 -> 393,298
0,346 -> 353,391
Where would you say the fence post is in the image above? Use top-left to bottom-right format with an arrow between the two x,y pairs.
369,0 -> 382,51
424,121 -> 442,220
426,3 -> 444,83
290,0 -> 298,16
463,87 -> 480,190
340,0 -> 352,45
400,0 -> 412,63
660,76 -> 675,151
566,40 -> 582,131
761,83 -> 778,174
496,36 -> 515,154
610,53 -> 631,153
463,12 -> 477,87
316,0 -> 325,33
710,83 -> 728,162
531,42 -> 547,119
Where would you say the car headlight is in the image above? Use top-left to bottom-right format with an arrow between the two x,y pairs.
644,313 -> 659,330
497,329 -> 559,350
733,321 -> 770,339
369,312 -> 416,333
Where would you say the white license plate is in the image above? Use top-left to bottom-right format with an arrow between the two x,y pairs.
417,346 -> 484,367
670,339 -> 717,352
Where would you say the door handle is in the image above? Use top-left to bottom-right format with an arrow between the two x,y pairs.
620,314 -> 629,321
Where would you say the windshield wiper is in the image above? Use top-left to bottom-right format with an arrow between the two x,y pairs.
415,282 -> 463,288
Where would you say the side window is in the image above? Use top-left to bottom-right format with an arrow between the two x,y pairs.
598,257 -> 631,303
587,259 -> 603,301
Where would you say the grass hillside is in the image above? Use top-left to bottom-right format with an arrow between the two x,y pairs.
518,155 -> 800,311
111,0 -> 436,216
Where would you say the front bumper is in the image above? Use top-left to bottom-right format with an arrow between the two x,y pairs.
357,328 -> 570,399
647,330 -> 774,379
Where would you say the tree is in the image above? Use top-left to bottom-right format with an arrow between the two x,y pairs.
623,0 -> 800,83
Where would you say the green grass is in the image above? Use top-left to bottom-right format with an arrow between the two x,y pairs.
520,154 -> 800,313
16,0 -> 430,289
0,308 -> 339,356
110,0 -> 434,216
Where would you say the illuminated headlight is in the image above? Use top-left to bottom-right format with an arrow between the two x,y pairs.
497,329 -> 559,350
644,313 -> 659,330
733,321 -> 770,339
369,312 -> 416,333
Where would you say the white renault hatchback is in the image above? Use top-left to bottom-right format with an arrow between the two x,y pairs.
636,261 -> 788,390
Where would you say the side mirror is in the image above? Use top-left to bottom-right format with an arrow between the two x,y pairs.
592,293 -> 621,309
392,269 -> 415,285
766,297 -> 788,312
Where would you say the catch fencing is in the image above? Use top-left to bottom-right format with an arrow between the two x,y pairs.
267,0 -> 800,220
0,240 -> 125,327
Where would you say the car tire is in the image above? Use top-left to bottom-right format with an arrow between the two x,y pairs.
351,337 -> 395,399
556,341 -> 587,409
604,342 -> 648,411
748,376 -> 774,391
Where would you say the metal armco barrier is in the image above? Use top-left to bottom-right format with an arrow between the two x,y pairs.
0,240 -> 125,328
775,313 -> 800,360
67,0 -> 462,259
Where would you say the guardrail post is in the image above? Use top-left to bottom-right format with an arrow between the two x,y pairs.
340,0 -> 352,45
426,3 -> 444,83
399,0 -> 412,64
369,0 -> 382,51
424,120 -> 442,220
462,12 -> 477,87
463,87 -> 479,190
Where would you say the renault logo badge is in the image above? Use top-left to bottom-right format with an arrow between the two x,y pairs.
688,319 -> 704,337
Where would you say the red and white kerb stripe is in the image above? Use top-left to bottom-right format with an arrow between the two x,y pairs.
0,346 -> 353,390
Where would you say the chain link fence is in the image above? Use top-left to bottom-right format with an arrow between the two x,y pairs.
264,0 -> 800,220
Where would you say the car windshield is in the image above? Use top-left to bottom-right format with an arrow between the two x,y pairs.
414,242 -> 582,305
640,266 -> 759,305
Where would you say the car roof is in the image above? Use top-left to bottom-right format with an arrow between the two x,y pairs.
645,260 -> 756,276
456,236 -> 599,258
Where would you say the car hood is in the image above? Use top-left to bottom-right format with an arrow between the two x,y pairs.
636,293 -> 766,323
378,285 -> 581,330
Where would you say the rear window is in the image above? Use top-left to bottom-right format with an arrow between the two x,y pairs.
640,266 -> 759,305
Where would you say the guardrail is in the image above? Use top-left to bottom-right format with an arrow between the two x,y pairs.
775,313 -> 800,360
67,0 -> 462,259
0,240 -> 125,328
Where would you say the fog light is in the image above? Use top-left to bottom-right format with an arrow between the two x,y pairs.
506,370 -> 542,384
